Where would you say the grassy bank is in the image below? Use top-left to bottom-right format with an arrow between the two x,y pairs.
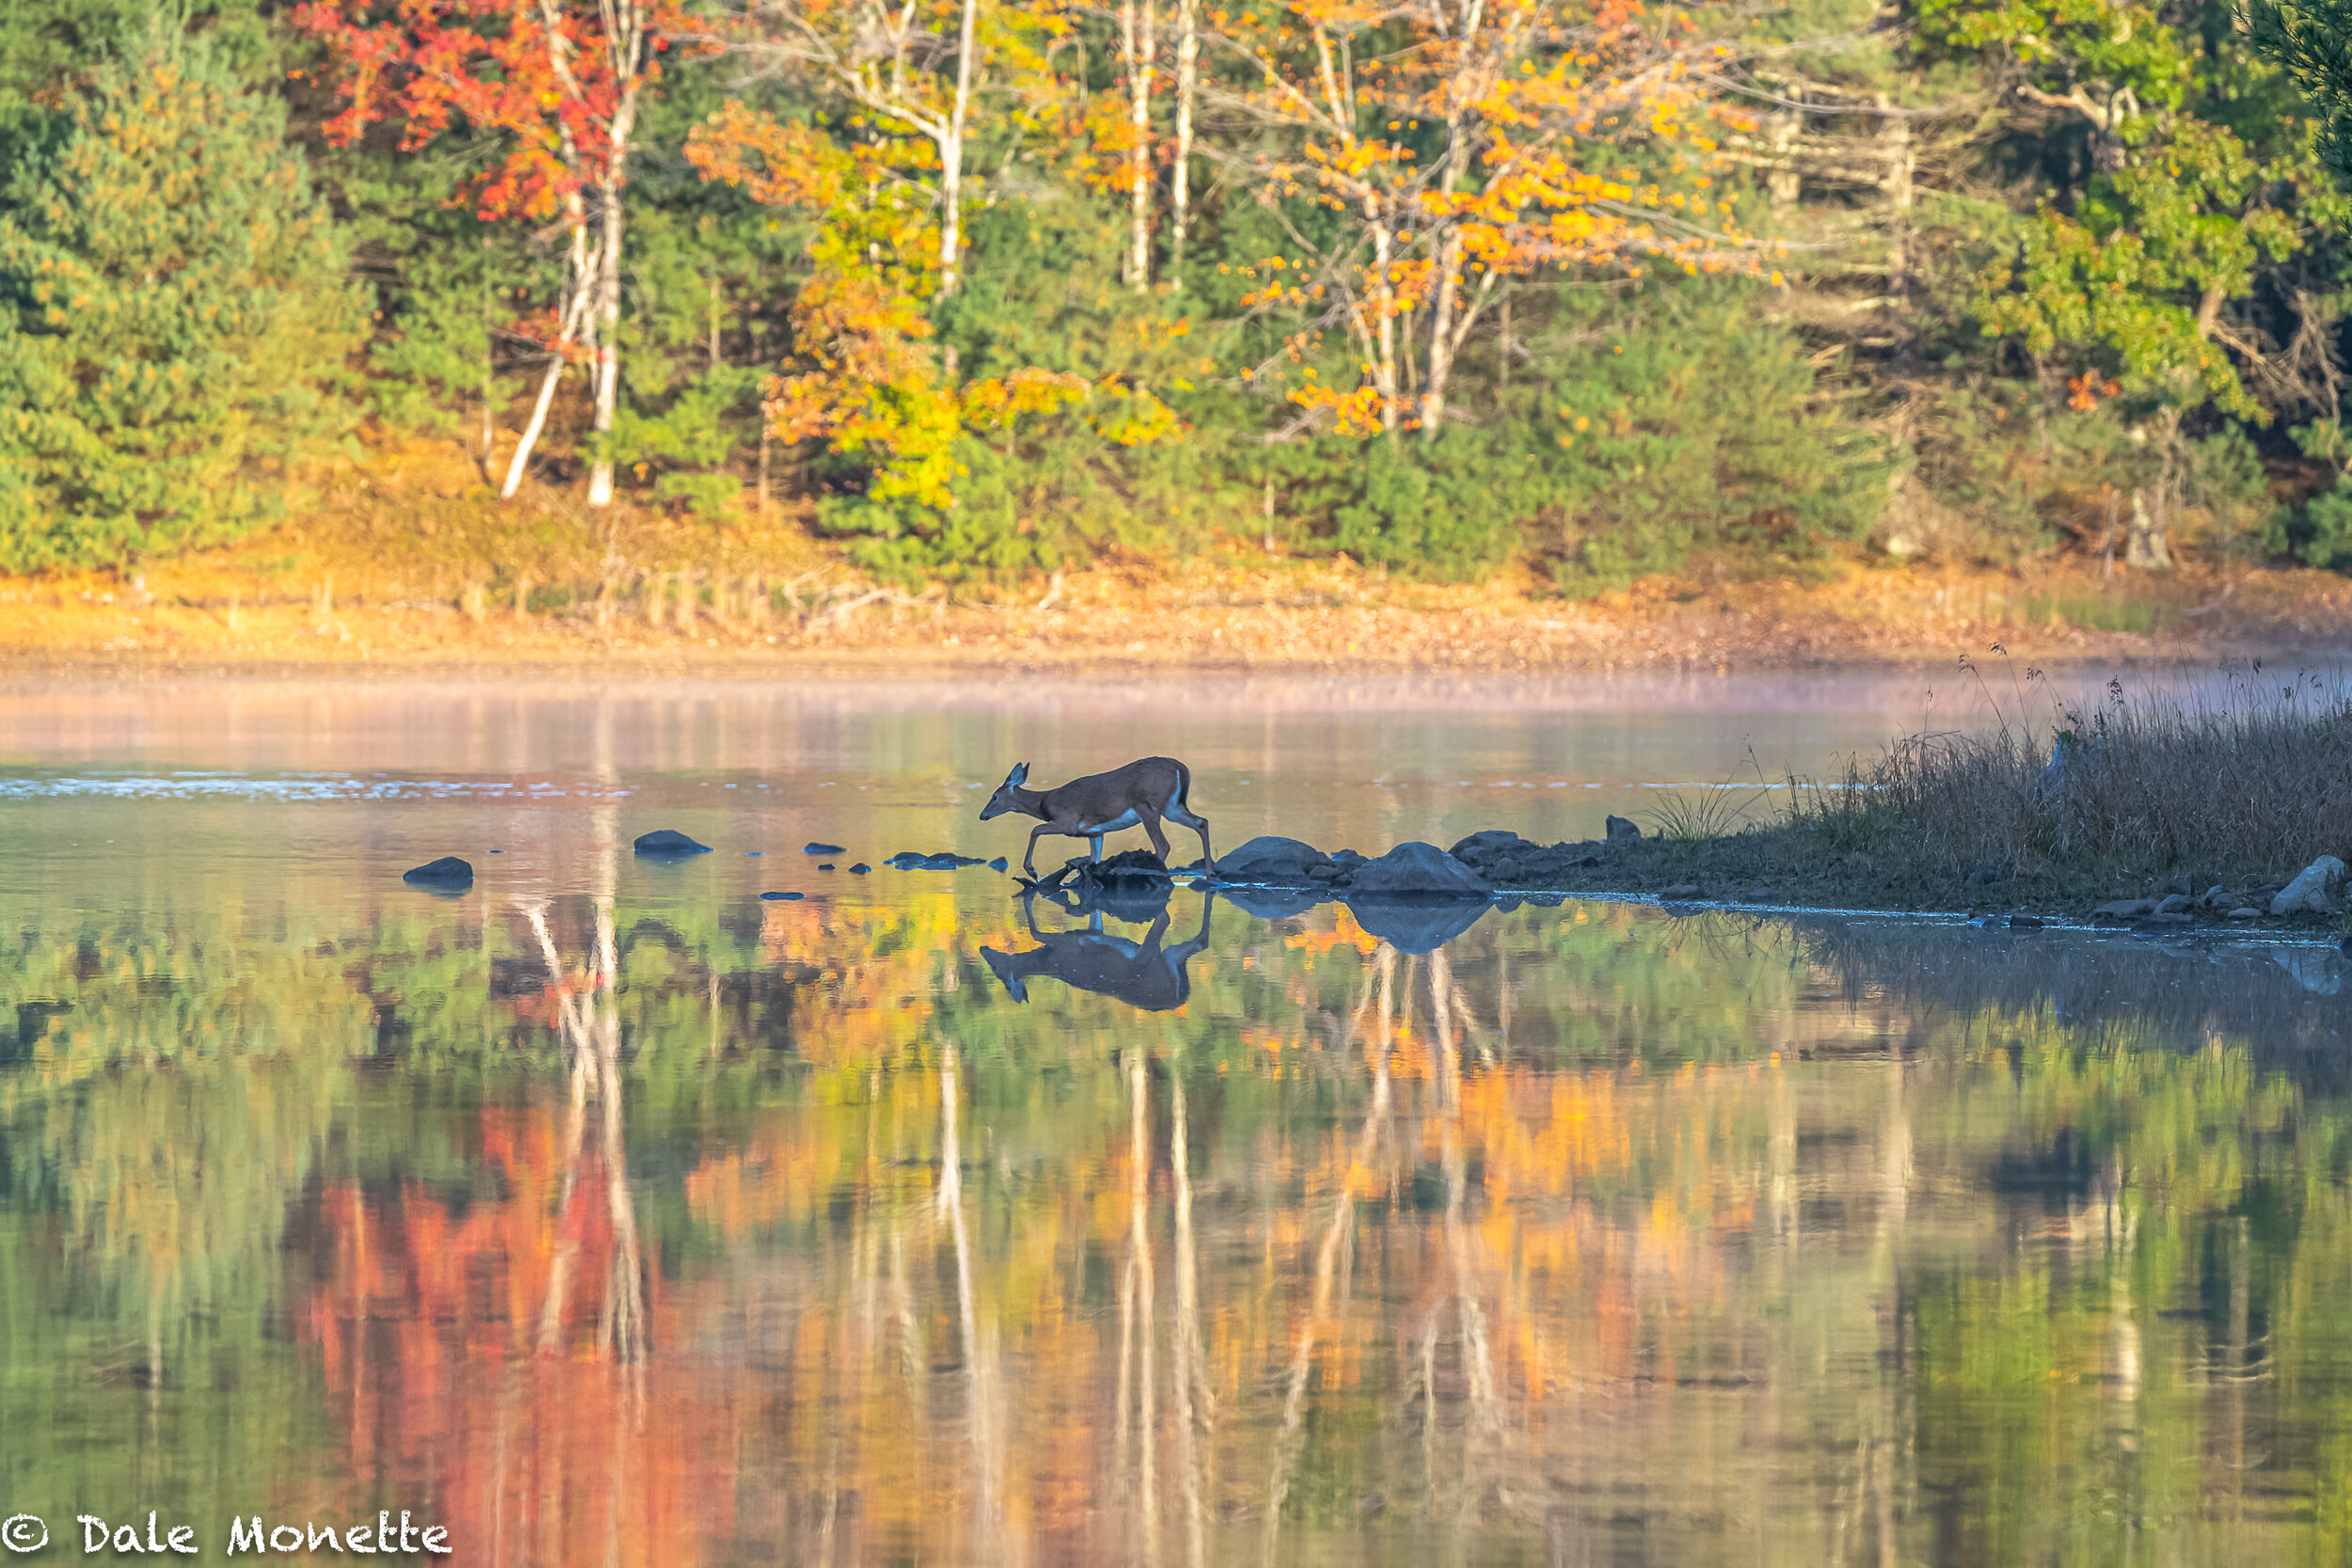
7,445 -> 2352,673
1473,673 -> 2352,930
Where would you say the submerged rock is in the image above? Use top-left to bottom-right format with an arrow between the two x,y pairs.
849,863 -> 871,874
886,849 -> 990,870
760,891 -> 804,901
2270,855 -> 2346,916
403,856 -> 473,886
804,842 -> 847,855
1344,842 -> 1493,898
634,830 -> 711,856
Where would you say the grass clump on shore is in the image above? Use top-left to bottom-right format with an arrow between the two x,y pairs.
1788,665 -> 2352,904
1514,665 -> 2352,921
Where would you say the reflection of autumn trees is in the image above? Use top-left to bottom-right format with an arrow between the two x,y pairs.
17,879 -> 2352,1562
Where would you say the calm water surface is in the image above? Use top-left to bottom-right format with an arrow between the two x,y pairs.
2,673 -> 2347,1567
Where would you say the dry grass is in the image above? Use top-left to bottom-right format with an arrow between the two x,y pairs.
1791,665 -> 2352,884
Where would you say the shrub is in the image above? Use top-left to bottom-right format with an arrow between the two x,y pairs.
0,30 -> 362,573
2272,473 -> 2352,570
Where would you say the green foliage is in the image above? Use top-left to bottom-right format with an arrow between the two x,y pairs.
2271,473 -> 2352,567
2249,0 -> 2352,182
0,30 -> 361,571
1528,294 -> 1889,594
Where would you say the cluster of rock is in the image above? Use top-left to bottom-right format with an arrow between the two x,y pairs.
2092,855 -> 2347,926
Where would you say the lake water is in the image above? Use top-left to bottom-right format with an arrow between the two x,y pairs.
2,672 -> 2348,1567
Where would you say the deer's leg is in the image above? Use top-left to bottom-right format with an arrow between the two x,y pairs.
1090,833 -> 1104,863
1137,807 -> 1172,863
1025,823 -> 1055,878
1165,799 -> 1213,870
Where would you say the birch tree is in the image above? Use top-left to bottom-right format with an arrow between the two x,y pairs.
1217,0 -> 1753,438
296,0 -> 682,506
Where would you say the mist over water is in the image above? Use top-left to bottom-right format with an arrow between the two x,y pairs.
2,673 -> 2347,1566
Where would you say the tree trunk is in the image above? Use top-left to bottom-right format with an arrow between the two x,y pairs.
1878,92 -> 1915,296
585,130 -> 633,509
1170,0 -> 1197,281
938,0 -> 979,293
1122,0 -> 1156,289
1372,209 -> 1398,436
501,218 -> 593,499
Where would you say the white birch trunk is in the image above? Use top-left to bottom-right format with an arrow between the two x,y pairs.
938,0 -> 978,293
1170,0 -> 1197,281
1122,0 -> 1156,289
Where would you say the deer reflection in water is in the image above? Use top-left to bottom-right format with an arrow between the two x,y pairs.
980,886 -> 1218,1012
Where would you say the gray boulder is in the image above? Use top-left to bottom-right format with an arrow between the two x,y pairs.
634,829 -> 711,856
2271,855 -> 2346,916
1606,816 -> 1642,843
1449,830 -> 1536,861
1344,841 -> 1494,898
403,856 -> 473,886
1216,836 -> 1330,883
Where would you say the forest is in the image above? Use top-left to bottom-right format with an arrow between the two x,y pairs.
8,0 -> 2352,592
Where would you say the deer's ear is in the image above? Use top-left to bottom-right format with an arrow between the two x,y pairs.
1009,762 -> 1029,784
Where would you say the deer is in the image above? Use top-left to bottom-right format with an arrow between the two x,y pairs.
979,756 -> 1214,879
981,893 -> 1217,1012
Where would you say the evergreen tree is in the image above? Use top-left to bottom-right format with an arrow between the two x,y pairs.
0,28 -> 362,572
2250,0 -> 2352,182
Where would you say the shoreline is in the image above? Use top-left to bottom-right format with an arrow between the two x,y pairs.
6,549 -> 2352,679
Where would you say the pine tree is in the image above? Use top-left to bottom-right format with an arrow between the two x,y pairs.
2250,0 -> 2352,182
0,29 -> 362,572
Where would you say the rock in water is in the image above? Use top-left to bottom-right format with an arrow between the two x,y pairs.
1344,842 -> 1494,898
1089,849 -> 1171,880
1448,830 -> 1537,861
759,891 -> 805,901
634,830 -> 711,856
2271,856 -> 2347,916
804,842 -> 847,855
403,856 -> 473,886
1215,836 -> 1329,883
1605,816 -> 1641,844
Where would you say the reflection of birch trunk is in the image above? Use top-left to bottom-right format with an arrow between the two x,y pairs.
1872,1037 -> 1911,1568
1263,945 -> 1395,1565
520,829 -> 646,1374
1432,947 -> 1500,1519
1131,1051 -> 1159,1561
1171,1074 -> 1207,1568
940,1043 -> 1003,1549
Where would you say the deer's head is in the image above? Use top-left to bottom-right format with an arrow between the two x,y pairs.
979,762 -> 1030,821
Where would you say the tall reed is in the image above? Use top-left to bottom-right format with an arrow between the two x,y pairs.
1789,667 -> 2352,880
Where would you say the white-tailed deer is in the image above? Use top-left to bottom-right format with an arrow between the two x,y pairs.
979,756 -> 1213,877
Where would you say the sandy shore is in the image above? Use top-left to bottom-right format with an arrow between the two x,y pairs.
6,553 -> 2351,677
